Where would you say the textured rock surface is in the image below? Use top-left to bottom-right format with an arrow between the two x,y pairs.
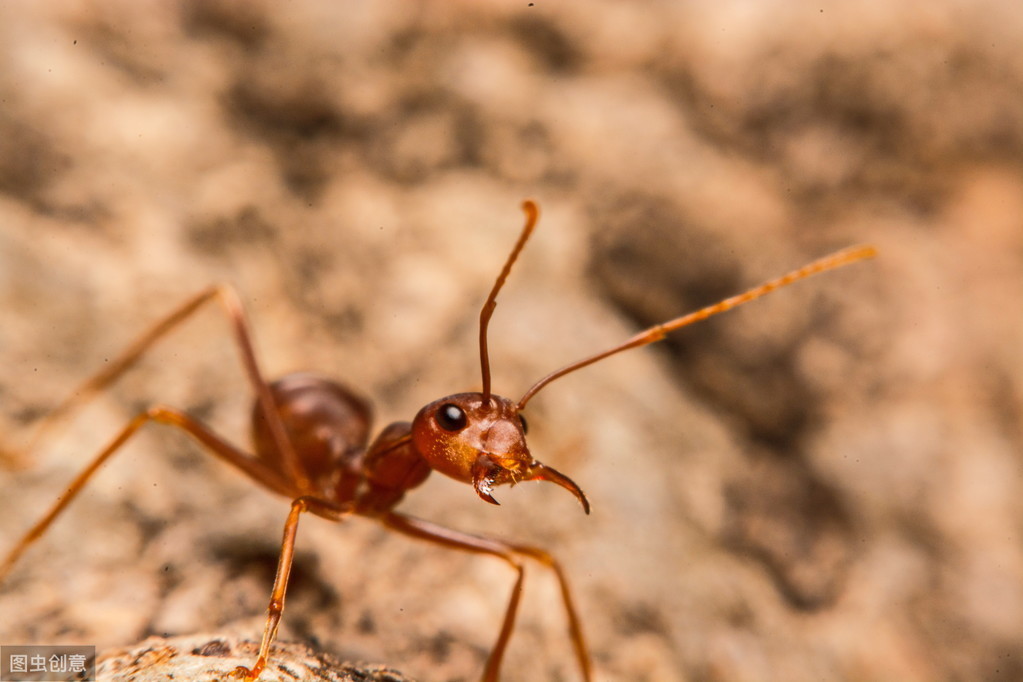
96,634 -> 412,682
0,2 -> 1021,681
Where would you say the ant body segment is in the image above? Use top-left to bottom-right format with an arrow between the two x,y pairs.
0,201 -> 875,680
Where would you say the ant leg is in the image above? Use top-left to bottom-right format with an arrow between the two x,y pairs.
18,284 -> 309,491
0,405 -> 296,583
380,512 -> 592,682
233,496 -> 351,682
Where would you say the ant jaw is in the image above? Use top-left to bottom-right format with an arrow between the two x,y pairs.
471,453 -> 591,514
528,461 -> 591,514
471,455 -> 503,506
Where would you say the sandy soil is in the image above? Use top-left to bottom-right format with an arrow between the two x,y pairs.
1,1 -> 1021,681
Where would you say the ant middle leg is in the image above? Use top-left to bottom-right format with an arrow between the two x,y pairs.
15,284 -> 309,491
380,511 -> 592,682
232,496 -> 352,682
0,405 -> 295,583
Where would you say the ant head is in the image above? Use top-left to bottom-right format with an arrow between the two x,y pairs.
418,200 -> 873,514
411,393 -> 589,512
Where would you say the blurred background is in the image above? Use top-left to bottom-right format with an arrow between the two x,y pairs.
0,1 -> 1021,680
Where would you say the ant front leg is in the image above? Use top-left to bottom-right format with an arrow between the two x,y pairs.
380,512 -> 592,682
232,496 -> 352,682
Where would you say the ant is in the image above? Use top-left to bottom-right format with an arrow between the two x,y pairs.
0,201 -> 875,681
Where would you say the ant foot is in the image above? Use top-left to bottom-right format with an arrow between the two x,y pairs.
230,659 -> 264,681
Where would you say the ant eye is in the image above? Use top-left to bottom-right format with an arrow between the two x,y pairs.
519,414 -> 528,434
436,403 -> 467,432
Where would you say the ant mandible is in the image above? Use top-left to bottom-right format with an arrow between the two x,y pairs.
0,201 -> 876,681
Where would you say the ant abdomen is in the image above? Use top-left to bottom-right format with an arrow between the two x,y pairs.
251,372 -> 372,492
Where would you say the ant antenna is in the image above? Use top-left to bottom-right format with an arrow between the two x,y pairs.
517,244 -> 877,409
479,200 -> 540,404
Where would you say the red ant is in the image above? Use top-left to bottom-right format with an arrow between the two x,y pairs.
0,201 -> 875,681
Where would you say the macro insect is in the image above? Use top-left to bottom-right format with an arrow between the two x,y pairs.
0,201 -> 875,681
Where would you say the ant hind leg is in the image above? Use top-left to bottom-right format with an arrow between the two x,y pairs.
0,405 -> 295,583
14,285 -> 309,492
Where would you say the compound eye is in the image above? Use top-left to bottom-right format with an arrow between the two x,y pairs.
436,403 -> 468,432
519,414 -> 529,434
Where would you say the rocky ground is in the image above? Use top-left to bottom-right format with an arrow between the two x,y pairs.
1,2 -> 1021,681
